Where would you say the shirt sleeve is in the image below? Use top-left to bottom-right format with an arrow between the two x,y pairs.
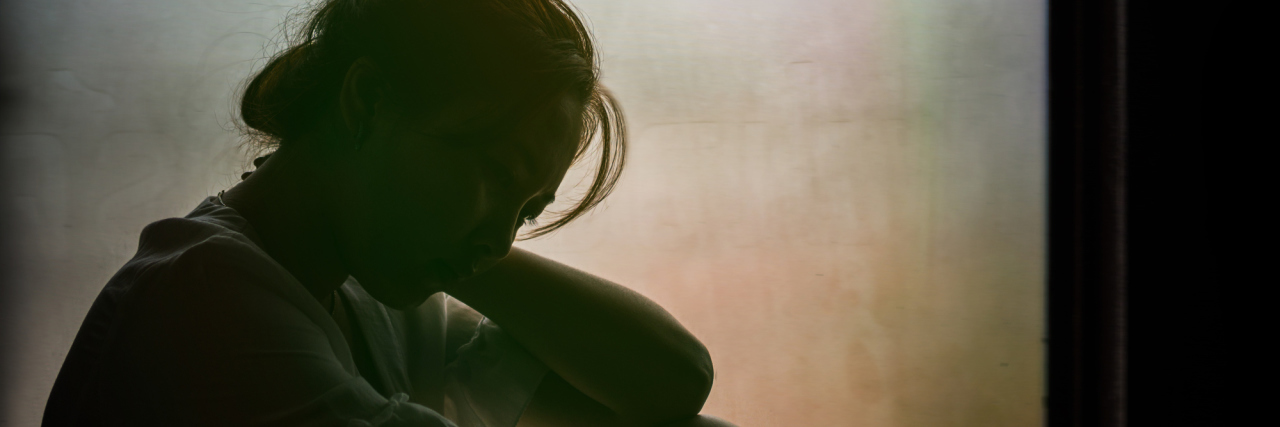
441,318 -> 550,427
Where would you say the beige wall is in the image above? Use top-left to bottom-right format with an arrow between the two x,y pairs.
1,0 -> 1045,426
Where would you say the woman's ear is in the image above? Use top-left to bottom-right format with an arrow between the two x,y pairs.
337,57 -> 385,145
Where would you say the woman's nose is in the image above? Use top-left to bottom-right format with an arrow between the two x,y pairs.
474,236 -> 513,260
469,218 -> 516,261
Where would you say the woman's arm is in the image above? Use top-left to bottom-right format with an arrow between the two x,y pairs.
446,248 -> 713,426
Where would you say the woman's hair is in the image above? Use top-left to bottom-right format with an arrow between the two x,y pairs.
238,0 -> 625,238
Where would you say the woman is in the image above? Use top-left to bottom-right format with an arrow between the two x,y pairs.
42,0 -> 734,426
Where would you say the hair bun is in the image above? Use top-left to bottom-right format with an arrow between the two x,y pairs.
240,43 -> 328,143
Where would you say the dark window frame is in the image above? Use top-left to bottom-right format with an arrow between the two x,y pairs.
1047,1 -> 1234,425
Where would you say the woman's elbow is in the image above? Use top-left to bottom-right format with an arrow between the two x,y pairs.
630,342 -> 716,424
688,343 -> 715,409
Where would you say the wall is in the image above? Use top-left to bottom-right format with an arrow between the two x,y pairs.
0,0 -> 1045,425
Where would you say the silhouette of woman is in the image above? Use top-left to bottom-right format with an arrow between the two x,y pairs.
42,1 -> 734,426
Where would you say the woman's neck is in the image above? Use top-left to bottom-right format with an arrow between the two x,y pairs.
220,145 -> 350,307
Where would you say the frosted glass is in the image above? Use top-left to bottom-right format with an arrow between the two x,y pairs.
1,0 -> 1044,425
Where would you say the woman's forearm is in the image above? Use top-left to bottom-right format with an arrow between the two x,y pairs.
447,247 -> 713,425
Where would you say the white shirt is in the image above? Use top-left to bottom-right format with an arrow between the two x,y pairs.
43,197 -> 548,427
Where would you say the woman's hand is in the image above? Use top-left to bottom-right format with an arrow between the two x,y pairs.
446,248 -> 714,426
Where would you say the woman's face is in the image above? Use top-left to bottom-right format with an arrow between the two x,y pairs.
331,93 -> 582,309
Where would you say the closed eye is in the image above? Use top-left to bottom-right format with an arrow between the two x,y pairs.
518,195 -> 555,229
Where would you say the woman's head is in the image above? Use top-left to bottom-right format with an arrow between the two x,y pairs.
237,0 -> 625,308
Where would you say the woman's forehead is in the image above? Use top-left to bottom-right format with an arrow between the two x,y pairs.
506,94 -> 585,179
420,93 -> 582,145
414,93 -> 583,186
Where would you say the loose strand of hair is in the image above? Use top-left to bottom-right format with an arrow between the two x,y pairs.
523,86 -> 625,239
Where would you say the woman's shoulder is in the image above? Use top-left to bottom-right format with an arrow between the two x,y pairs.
103,198 -> 350,376
44,199 -> 425,426
127,197 -> 265,271
119,198 -> 283,291
118,213 -> 333,349
102,197 -> 330,344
